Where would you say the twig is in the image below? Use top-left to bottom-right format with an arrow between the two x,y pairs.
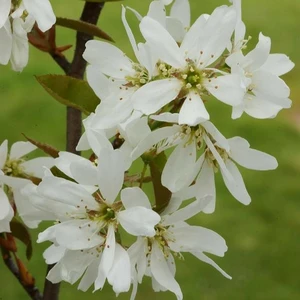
50,53 -> 71,74
42,2 -> 105,300
1,246 -> 42,300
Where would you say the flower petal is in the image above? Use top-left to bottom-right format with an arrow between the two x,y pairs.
97,148 -> 125,204
107,244 -> 131,294
0,140 -> 8,169
204,74 -> 245,106
221,160 -> 251,205
228,137 -> 278,170
260,53 -> 295,76
133,78 -> 181,115
118,206 -> 160,237
21,157 -> 54,178
83,40 -> 134,78
10,141 -> 36,160
121,187 -> 151,209
140,16 -> 185,68
150,241 -> 183,300
178,92 -> 209,126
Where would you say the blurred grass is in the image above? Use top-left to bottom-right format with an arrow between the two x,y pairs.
0,0 -> 300,299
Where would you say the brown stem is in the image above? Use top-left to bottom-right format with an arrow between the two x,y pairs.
50,53 -> 71,74
1,246 -> 42,300
43,2 -> 105,300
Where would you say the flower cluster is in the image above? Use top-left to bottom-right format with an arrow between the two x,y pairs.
0,0 -> 55,71
0,0 -> 294,299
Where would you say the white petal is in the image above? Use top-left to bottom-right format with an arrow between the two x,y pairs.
78,257 -> 100,291
162,141 -> 197,192
244,32 -> 271,72
86,65 -> 112,100
131,126 -> 180,161
150,112 -> 179,123
252,70 -> 290,99
21,157 -> 54,178
221,160 -> 251,205
204,134 -> 233,182
95,224 -> 116,290
169,225 -> 227,256
43,244 -> 66,265
150,241 -> 183,300
202,121 -> 229,151
195,159 -> 216,214
0,188 -> 13,232
37,175 -> 98,209
140,16 -> 185,68
166,17 -> 186,43
204,74 -> 245,106
121,187 -> 151,209
55,220 -> 104,250
170,0 -> 190,28
70,160 -> 98,185
118,207 -> 160,237
162,195 -> 212,226
107,244 -> 131,294
228,137 -> 278,170
260,53 -> 295,76
23,0 -> 56,32
133,78 -> 181,115
178,92 -> 209,126
97,148 -> 125,204
10,141 -> 36,159
55,151 -> 86,178
83,40 -> 134,78
147,1 -> 166,28
192,252 -> 232,279
0,0 -> 10,28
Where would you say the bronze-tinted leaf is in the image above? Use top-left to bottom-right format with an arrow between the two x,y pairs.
22,134 -> 59,158
56,17 -> 114,42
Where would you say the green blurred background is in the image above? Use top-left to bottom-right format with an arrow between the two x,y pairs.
0,0 -> 300,299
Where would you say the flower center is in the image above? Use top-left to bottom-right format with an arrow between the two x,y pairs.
125,63 -> 149,87
205,145 -> 229,172
3,158 -> 24,177
180,125 -> 205,149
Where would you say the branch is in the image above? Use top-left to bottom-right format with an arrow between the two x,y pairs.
50,53 -> 71,74
43,2 -> 105,300
1,247 -> 42,300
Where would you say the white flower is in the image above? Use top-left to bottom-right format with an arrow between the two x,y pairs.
0,0 -> 55,70
83,6 -> 155,130
194,135 -> 278,213
128,194 -> 230,300
27,148 -> 160,294
226,32 -> 294,119
132,6 -> 245,126
0,140 -> 54,227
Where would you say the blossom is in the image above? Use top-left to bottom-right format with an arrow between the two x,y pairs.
128,194 -> 230,299
26,148 -> 160,293
0,140 -> 54,227
0,0 -> 56,70
132,5 -> 245,126
226,32 -> 294,119
83,6 -> 155,130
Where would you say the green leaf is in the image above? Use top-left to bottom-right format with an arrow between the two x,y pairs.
51,166 -> 76,183
36,75 -> 100,115
148,152 -> 172,213
22,134 -> 59,158
56,17 -> 114,42
10,219 -> 33,260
